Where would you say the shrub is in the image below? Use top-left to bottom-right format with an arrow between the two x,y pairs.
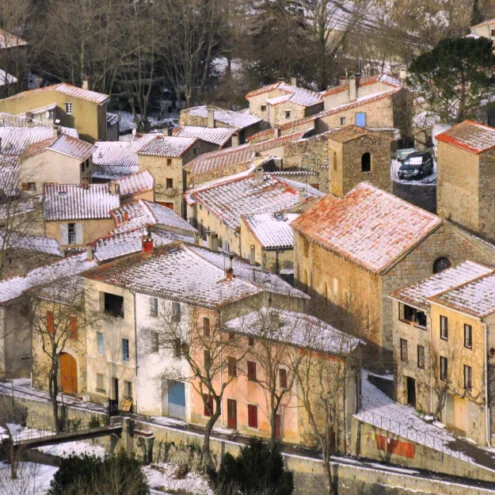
88,415 -> 101,429
213,438 -> 293,495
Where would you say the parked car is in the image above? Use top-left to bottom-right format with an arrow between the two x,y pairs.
396,148 -> 416,162
398,151 -> 434,180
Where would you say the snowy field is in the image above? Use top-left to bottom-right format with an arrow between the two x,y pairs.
143,463 -> 213,494
0,461 -> 57,495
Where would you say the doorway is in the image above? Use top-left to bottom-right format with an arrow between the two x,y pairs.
59,353 -> 77,395
406,377 -> 416,408
167,380 -> 186,419
227,399 -> 237,429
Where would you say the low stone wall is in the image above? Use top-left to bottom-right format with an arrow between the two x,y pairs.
392,180 -> 437,213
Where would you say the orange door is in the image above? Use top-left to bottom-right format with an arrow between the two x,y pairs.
59,353 -> 77,395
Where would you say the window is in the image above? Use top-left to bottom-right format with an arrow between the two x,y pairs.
151,331 -> 159,353
204,394 -> 214,417
279,368 -> 288,389
400,338 -> 408,362
172,302 -> 181,322
96,373 -> 105,393
417,345 -> 425,369
68,223 -> 76,244
97,332 -> 104,354
150,297 -> 158,317
247,404 -> 258,428
333,151 -> 337,171
104,293 -> 124,318
65,102 -> 73,115
21,182 -> 36,192
261,105 -> 266,111
361,152 -> 371,172
440,315 -> 448,340
464,365 -> 472,391
248,336 -> 255,346
433,257 -> 451,274
285,111 -> 291,119
440,356 -> 448,381
166,158 -> 172,166
204,349 -> 211,368
340,117 -> 346,126
247,361 -> 257,381
356,112 -> 366,127
166,178 -> 173,189
464,324 -> 472,349
401,304 -> 427,328
122,339 -> 130,361
173,338 -> 182,358
69,316 -> 78,340
228,357 -> 237,377
124,381 -> 133,398
203,317 -> 211,337
47,310 -> 54,335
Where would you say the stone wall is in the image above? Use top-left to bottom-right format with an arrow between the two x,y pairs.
392,181 -> 436,213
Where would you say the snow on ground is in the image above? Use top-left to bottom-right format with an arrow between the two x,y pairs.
116,110 -> 179,133
357,370 -> 474,463
0,461 -> 57,495
391,159 -> 437,185
143,463 -> 213,495
38,440 -> 106,459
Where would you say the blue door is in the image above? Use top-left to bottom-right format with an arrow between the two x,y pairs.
356,112 -> 366,127
168,380 -> 185,419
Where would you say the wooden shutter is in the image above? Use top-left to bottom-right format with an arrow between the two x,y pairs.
60,223 -> 69,245
70,316 -> 78,340
47,311 -> 54,335
75,223 -> 83,244
203,394 -> 213,417
279,368 -> 287,389
247,361 -> 256,381
248,404 -> 258,428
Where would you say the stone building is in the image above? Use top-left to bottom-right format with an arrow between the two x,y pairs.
391,261 -> 495,446
0,83 -> 110,142
327,126 -> 396,197
291,183 -> 495,351
436,121 -> 495,241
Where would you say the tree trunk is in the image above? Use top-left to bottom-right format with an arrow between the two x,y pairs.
322,445 -> 336,495
202,398 -> 221,469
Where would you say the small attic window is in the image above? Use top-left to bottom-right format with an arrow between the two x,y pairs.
65,102 -> 73,115
433,257 -> 451,274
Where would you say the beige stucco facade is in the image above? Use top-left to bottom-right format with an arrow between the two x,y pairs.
45,218 -> 115,250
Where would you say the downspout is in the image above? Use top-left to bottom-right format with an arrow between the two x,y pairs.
483,321 -> 491,447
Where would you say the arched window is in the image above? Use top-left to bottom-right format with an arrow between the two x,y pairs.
361,152 -> 371,172
203,317 -> 210,337
433,257 -> 451,274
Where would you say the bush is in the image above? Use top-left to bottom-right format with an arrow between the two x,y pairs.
88,415 -> 101,429
213,439 -> 293,495
48,451 -> 149,495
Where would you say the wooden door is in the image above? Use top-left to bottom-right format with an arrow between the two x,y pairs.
59,353 -> 77,395
227,399 -> 237,429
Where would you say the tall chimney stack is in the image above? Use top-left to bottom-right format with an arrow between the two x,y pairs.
207,108 -> 215,128
290,77 -> 297,87
349,76 -> 357,102
255,167 -> 264,186
82,76 -> 89,91
231,132 -> 240,147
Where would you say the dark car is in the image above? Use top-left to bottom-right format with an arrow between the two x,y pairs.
398,151 -> 434,180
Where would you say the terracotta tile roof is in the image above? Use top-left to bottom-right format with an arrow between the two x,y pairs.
321,74 -> 402,98
92,134 -> 157,179
0,29 -> 27,50
184,129 -> 311,179
243,212 -> 298,250
137,135 -> 198,158
246,82 -> 323,108
326,125 -> 396,143
430,271 -> 495,318
44,184 -> 120,221
114,170 -> 154,197
436,120 -> 495,154
2,83 -> 109,105
184,105 -> 261,129
391,261 -> 493,310
290,183 -> 442,274
173,126 -> 237,147
189,173 -> 313,231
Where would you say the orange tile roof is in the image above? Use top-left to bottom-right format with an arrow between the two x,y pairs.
290,183 -> 442,274
321,74 -> 401,98
436,120 -> 495,154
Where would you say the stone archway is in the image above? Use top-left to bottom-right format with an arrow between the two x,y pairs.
59,353 -> 78,395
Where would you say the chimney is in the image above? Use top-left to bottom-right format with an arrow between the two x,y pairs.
166,126 -> 173,136
142,235 -> 153,253
207,108 -> 215,128
298,188 -> 306,202
225,254 -> 234,281
207,231 -> 219,252
82,76 -> 89,91
123,211 -> 129,222
194,232 -> 202,246
274,127 -> 281,138
231,132 -> 240,147
349,76 -> 357,102
87,244 -> 94,261
255,167 -> 264,186
290,77 -> 297,87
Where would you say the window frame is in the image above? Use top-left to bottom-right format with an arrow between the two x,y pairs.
284,110 -> 291,119
440,315 -> 448,340
440,356 -> 448,381
203,317 -> 211,337
247,404 -> 258,429
400,304 -> 427,329
65,102 -> 73,115
464,324 -> 472,349
149,297 -> 158,317
203,394 -> 214,417
122,338 -> 130,362
228,357 -> 237,377
464,365 -> 472,391
247,361 -> 257,381
97,332 -> 104,355
279,368 -> 288,389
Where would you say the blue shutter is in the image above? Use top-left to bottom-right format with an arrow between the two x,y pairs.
356,112 -> 366,127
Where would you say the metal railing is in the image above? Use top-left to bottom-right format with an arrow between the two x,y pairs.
11,427 -> 56,445
359,410 -> 471,463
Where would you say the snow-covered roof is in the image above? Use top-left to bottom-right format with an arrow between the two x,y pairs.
3,83 -> 109,105
44,184 -> 120,221
0,196 -> 42,221
247,82 -> 323,108
291,183 -> 442,274
391,261 -> 493,310
111,199 -> 197,235
106,112 -> 120,127
242,212 -> 298,250
0,127 -> 55,156
0,112 -> 78,138
184,129 -> 310,179
321,74 -> 402,98
0,252 -> 96,304
173,126 -> 237,147
0,69 -> 16,87
184,105 -> 261,129
436,120 -> 495,154
138,136 -> 198,158
48,134 -> 94,160
113,170 -> 154,197
0,231 -> 62,256
0,29 -> 27,50
0,156 -> 19,196
431,272 -> 495,318
225,308 -> 361,354
189,173 -> 315,232
92,134 -> 157,179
